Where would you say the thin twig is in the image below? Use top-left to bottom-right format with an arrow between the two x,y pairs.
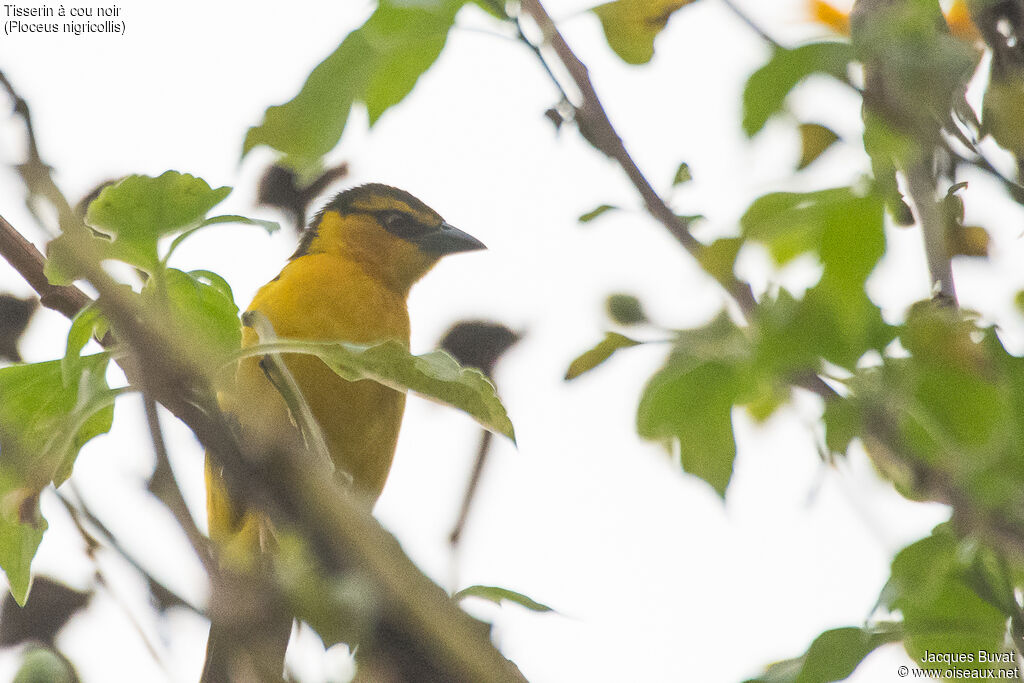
905,160 -> 958,304
143,394 -> 217,572
55,489 -> 202,615
53,491 -> 171,670
92,570 -> 169,670
719,0 -> 783,50
517,0 -> 758,318
449,429 -> 494,590
449,430 -> 493,550
0,213 -> 91,318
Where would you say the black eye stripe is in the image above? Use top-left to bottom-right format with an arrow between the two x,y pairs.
376,210 -> 427,238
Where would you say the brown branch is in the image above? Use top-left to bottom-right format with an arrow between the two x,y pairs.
518,0 -> 758,317
449,430 -> 493,551
0,213 -> 90,319
863,409 -> 1024,560
143,394 -> 216,573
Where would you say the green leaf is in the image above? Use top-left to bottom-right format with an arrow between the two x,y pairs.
605,293 -> 648,325
83,172 -> 231,272
0,354 -> 116,487
591,0 -> 696,65
0,479 -> 45,608
565,332 -> 641,380
744,624 -> 902,683
638,359 -> 744,497
743,42 -> 853,137
62,305 -> 106,386
471,0 -> 509,20
672,162 -> 693,186
454,585 -> 554,612
141,269 -> 241,365
578,204 -> 619,223
797,123 -> 840,170
0,354 -> 117,605
741,187 -> 891,368
243,0 -> 466,169
13,646 -> 76,683
697,237 -> 742,284
822,396 -> 859,456
883,528 -> 1010,672
235,338 -> 515,441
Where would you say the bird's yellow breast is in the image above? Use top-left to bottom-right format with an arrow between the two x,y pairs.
208,252 -> 412,542
245,252 -> 410,497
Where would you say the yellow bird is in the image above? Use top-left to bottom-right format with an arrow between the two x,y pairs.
201,183 -> 485,681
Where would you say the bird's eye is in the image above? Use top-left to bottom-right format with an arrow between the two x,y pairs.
379,211 -> 421,238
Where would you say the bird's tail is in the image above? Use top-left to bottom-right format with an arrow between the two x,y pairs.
202,452 -> 293,683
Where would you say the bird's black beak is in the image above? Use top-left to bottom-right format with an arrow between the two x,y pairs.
412,222 -> 487,254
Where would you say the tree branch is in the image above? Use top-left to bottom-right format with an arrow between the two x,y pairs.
517,0 -> 758,317
0,213 -> 90,319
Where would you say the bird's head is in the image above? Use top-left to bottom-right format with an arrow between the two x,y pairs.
292,183 -> 486,293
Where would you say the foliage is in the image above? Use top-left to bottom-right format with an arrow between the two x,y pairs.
5,0 -> 1024,680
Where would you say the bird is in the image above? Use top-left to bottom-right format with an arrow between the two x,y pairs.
201,183 -> 486,682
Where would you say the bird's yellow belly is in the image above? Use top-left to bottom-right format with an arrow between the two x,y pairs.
207,254 -> 411,540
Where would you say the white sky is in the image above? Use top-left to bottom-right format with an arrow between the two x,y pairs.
4,0 -> 1021,681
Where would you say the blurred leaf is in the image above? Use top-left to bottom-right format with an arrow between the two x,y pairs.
274,533 -> 373,649
637,314 -> 750,495
578,204 -> 619,223
797,123 -> 840,169
62,305 -> 106,386
438,320 -> 520,378
744,624 -> 902,683
256,162 -> 349,232
471,0 -> 510,20
0,354 -> 116,605
0,576 -> 92,647
0,295 -> 37,363
743,42 -> 853,137
983,71 -> 1024,160
454,585 -> 554,612
851,0 -> 980,138
862,111 -> 916,225
742,187 -> 891,368
605,293 -> 648,325
697,237 -> 742,283
12,646 -> 77,683
0,489 -> 44,609
672,162 -> 693,186
591,0 -> 696,65
243,0 -> 466,169
883,528 -> 1010,671
142,268 -> 241,366
0,354 -> 116,489
808,0 -> 850,35
638,359 -> 743,497
951,226 -> 990,258
822,396 -> 859,456
565,332 -> 641,380
238,337 -> 514,441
